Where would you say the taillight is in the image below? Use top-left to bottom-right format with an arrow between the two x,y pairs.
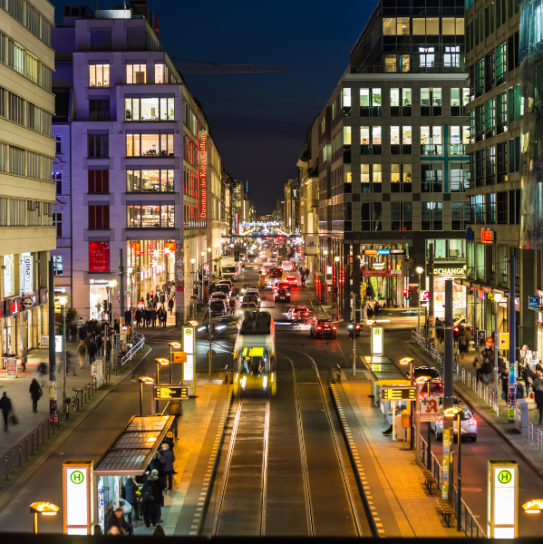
439,417 -> 443,423
355,324 -> 360,330
454,327 -> 459,332
332,326 -> 337,331
469,418 -> 477,426
317,326 -> 322,331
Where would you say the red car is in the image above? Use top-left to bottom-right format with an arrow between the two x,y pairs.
286,275 -> 298,287
274,281 -> 290,291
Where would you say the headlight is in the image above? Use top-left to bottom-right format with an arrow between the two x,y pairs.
241,376 -> 247,389
263,376 -> 268,389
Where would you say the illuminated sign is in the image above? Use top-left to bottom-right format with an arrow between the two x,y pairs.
364,249 -> 378,255
242,347 -> 265,357
378,249 -> 390,255
432,266 -> 466,277
381,387 -> 416,401
20,253 -> 33,294
63,460 -> 93,535
371,326 -> 383,355
371,262 -> 386,270
199,131 -> 207,219
173,351 -> 187,363
421,290 -> 430,302
487,460 -> 518,538
182,325 -> 195,390
3,255 -> 13,297
481,228 -> 495,244
154,386 -> 189,399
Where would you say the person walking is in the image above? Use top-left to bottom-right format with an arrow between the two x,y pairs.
0,392 -> 13,431
168,298 -> 174,315
151,469 -> 166,523
88,339 -> 97,365
151,309 -> 157,328
36,362 -> 47,386
229,298 -> 236,316
77,341 -> 87,369
160,309 -> 167,328
20,348 -> 27,372
160,443 -> 175,490
459,334 -> 468,360
95,333 -> 103,357
135,309 -> 142,327
105,336 -> 112,364
29,378 -> 42,412
534,371 -> 543,424
140,475 -> 159,529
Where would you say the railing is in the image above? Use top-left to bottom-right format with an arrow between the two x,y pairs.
1,416 -> 59,484
119,334 -> 145,367
77,41 -> 163,52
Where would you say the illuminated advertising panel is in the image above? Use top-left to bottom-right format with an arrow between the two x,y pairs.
487,460 -> 518,538
199,131 -> 207,220
63,460 -> 93,535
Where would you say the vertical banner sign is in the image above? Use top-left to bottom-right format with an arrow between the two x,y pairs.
175,242 -> 184,324
487,460 -> 518,538
442,429 -> 451,500
371,326 -> 383,355
182,325 -> 195,396
199,131 -> 207,221
63,460 -> 94,535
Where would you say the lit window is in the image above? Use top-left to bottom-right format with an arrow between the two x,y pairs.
384,55 -> 397,72
383,18 -> 396,35
343,126 -> 352,145
52,256 -> 63,276
397,17 -> 410,35
126,64 -> 146,84
89,64 -> 110,87
442,18 -> 456,35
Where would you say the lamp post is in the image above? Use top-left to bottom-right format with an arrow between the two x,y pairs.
155,358 -> 169,413
416,266 -> 424,336
108,279 -> 118,326
335,256 -> 340,318
59,296 -> 68,411
400,357 -> 414,448
444,406 -> 463,531
493,292 -> 503,413
169,342 -> 180,382
29,502 -> 59,534
138,376 -> 154,416
414,375 -> 430,466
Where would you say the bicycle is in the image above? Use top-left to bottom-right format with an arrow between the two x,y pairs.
72,388 -> 82,412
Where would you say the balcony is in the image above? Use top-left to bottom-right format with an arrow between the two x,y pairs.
450,144 -> 467,155
421,144 -> 443,156
78,41 -> 164,52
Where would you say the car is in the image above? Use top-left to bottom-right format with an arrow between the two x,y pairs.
240,283 -> 253,295
282,261 -> 293,272
310,319 -> 337,339
239,299 -> 259,313
287,306 -> 311,320
273,281 -> 290,291
209,299 -> 228,317
210,292 -> 228,304
243,290 -> 261,305
430,400 -> 478,442
407,366 -> 443,397
218,279 -> 233,291
286,275 -> 298,287
274,288 -> 291,303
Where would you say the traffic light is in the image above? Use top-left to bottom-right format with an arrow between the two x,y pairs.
403,288 -> 408,298
409,288 -> 414,300
102,300 -> 108,313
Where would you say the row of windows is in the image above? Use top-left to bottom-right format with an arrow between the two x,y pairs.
86,169 -> 178,194
0,196 -> 53,227
0,142 -> 52,180
0,87 -> 52,135
471,85 -> 522,142
343,163 -> 469,193
377,49 -> 463,73
183,202 -> 205,229
383,17 -> 464,36
88,63 -> 171,87
1,0 -> 52,46
0,34 -> 52,91
471,138 -> 521,186
466,0 -> 518,49
126,133 -> 174,157
341,201 -> 470,232
86,204 -> 176,230
125,97 -> 175,122
470,189 -> 521,226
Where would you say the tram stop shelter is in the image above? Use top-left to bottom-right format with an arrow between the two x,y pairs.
93,415 -> 175,531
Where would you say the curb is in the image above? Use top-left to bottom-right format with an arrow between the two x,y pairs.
0,346 -> 152,512
406,342 -> 543,481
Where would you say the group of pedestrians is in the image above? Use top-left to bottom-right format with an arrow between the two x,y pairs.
134,307 -> 168,328
76,329 -> 113,371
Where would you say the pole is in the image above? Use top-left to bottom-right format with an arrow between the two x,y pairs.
62,304 -> 67,410
33,513 -> 38,534
456,412 -> 462,531
415,383 -> 421,464
508,255 -> 517,422
443,279 -> 454,470
208,307 -> 213,378
417,271 -> 422,335
48,260 -> 57,421
352,291 -> 356,377
119,249 -> 125,327
428,243 -> 434,341
495,300 -> 500,415
139,382 -> 143,416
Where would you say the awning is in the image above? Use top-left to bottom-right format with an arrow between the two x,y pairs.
362,355 -> 411,385
94,415 -> 175,477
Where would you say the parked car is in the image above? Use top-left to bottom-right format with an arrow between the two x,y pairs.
209,299 -> 228,317
310,319 -> 337,339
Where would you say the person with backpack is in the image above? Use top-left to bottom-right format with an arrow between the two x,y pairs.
140,475 -> 159,528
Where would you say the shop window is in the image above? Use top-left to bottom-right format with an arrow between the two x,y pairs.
421,126 -> 443,155
360,164 -> 382,193
390,126 -> 412,154
88,205 -> 110,229
126,133 -> 174,157
391,202 -> 412,231
88,170 -> 109,193
421,202 -> 443,230
89,241 -> 110,273
360,202 -> 382,231
126,204 -> 175,228
127,169 -> 174,192
360,127 -> 382,155
390,88 -> 412,117
126,64 -> 146,84
360,88 -> 381,117
88,64 -> 110,87
421,163 -> 443,192
391,164 -> 412,193
52,256 -> 63,276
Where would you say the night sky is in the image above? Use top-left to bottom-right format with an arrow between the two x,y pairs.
51,0 -> 377,214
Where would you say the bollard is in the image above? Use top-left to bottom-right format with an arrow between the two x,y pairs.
25,437 -> 28,461
528,422 -> 534,444
31,433 -> 34,455
11,450 -> 15,472
36,428 -> 39,450
18,445 -> 22,467
42,424 -> 45,444
5,457 -> 8,480
47,421 -> 50,439
537,429 -> 543,452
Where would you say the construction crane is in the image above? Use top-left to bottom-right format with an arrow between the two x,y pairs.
173,62 -> 286,74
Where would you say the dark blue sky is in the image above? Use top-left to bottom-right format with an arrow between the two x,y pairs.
51,0 -> 377,214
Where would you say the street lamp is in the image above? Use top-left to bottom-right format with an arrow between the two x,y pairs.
155,358 -> 169,385
138,376 -> 154,416
169,342 -> 182,383
414,375 -> 430,465
493,292 -> 503,413
444,405 -> 463,531
400,356 -> 415,449
523,500 -> 543,514
29,502 -> 59,534
416,266 -> 424,336
59,296 -> 68,411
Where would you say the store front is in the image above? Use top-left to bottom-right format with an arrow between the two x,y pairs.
89,278 -> 111,321
430,262 -> 466,319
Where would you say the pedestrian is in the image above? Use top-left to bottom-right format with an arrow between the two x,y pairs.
160,443 -> 174,490
95,333 -> 103,356
229,298 -> 236,316
140,475 -> 159,529
160,293 -> 165,306
161,309 -> 167,328
501,368 -> 509,401
77,316 -> 84,329
107,507 -> 130,535
534,371 -> 543,424
144,309 -> 151,327
151,469 -> 166,523
29,378 -> 42,412
105,336 -> 112,364
94,525 -> 103,536
124,475 -> 140,524
0,392 -> 12,431
168,298 -> 174,315
459,335 -> 467,360
37,361 -> 47,387
146,451 -> 163,477
77,340 -> 87,369
70,323 -> 77,342
151,309 -> 157,328
135,309 -> 142,327
473,353 -> 482,382
153,525 -> 166,536
88,339 -> 97,364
